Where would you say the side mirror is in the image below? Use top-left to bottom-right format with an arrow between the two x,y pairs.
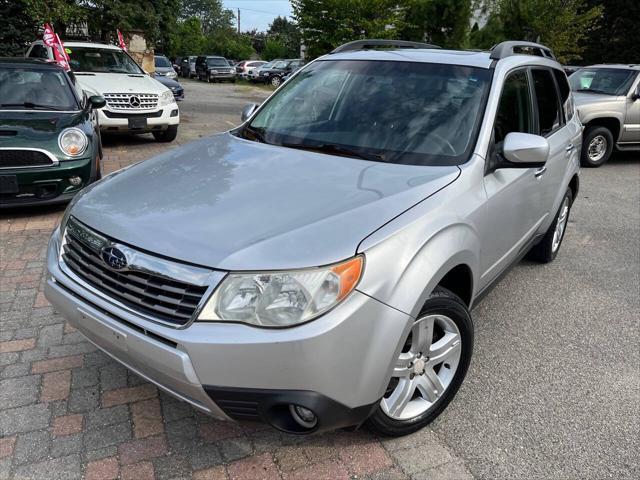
89,95 -> 106,110
632,85 -> 640,101
501,132 -> 549,168
241,103 -> 258,122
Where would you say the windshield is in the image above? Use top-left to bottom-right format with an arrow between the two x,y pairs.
155,56 -> 172,68
569,68 -> 637,95
243,60 -> 491,166
272,61 -> 287,69
0,66 -> 78,110
207,58 -> 229,67
67,47 -> 143,74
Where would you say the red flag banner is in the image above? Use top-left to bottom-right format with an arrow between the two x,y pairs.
117,30 -> 127,51
42,24 -> 70,70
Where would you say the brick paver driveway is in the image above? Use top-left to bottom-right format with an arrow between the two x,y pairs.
0,81 -> 472,480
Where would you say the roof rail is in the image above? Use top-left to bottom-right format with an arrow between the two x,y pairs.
490,41 -> 555,60
331,39 -> 440,54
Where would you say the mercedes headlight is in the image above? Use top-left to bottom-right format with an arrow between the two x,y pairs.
58,128 -> 88,157
159,89 -> 174,106
198,256 -> 364,327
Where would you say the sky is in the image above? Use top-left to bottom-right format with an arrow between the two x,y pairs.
222,0 -> 293,33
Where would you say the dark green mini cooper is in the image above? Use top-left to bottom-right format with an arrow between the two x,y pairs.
0,58 -> 105,207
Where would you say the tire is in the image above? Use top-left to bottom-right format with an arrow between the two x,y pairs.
527,188 -> 573,263
152,125 -> 178,143
581,126 -> 613,167
270,75 -> 282,87
366,287 -> 473,437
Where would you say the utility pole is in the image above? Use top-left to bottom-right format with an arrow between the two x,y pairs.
237,8 -> 241,34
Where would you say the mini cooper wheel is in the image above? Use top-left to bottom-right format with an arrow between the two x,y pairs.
367,287 -> 473,436
581,126 -> 613,167
527,188 -> 573,263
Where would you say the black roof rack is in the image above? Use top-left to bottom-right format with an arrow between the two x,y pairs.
331,39 -> 440,54
490,41 -> 555,60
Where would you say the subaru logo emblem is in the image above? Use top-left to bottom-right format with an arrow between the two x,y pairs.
129,95 -> 141,108
101,246 -> 127,270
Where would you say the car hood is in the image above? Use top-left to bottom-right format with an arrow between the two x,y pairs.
0,111 -> 83,145
573,92 -> 624,107
152,75 -> 181,89
75,72 -> 169,96
71,133 -> 459,270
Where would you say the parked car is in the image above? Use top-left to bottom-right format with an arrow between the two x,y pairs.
569,64 -> 640,166
235,60 -> 267,79
26,41 -> 180,142
563,65 -> 581,76
152,73 -> 184,101
0,58 -> 104,207
154,55 -> 178,79
179,56 -> 197,78
253,59 -> 305,87
247,59 -> 280,82
195,56 -> 236,83
45,40 -> 581,437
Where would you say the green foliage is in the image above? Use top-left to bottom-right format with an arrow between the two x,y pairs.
470,0 -> 603,63
581,0 -> 640,64
263,38 -> 289,61
292,0 -> 405,59
267,16 -> 301,58
400,0 -> 472,49
181,0 -> 234,34
0,0 -> 37,56
206,31 -> 254,60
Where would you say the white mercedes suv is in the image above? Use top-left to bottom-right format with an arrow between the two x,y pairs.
26,41 -> 180,142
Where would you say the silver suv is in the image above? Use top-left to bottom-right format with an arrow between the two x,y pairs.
45,40 -> 581,436
569,64 -> 640,166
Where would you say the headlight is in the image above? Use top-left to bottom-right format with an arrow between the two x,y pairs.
167,70 -> 177,79
261,72 -> 269,76
198,256 -> 364,327
58,128 -> 88,157
159,90 -> 174,106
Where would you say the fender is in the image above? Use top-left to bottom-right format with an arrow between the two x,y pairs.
355,157 -> 486,319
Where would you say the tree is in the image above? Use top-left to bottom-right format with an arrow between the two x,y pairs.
470,1 -> 602,63
292,0 -> 405,59
0,0 -> 38,56
181,0 -> 235,34
263,38 -> 289,60
206,32 -> 254,60
267,16 -> 301,58
400,0 -> 472,49
581,0 -> 640,63
169,17 -> 207,57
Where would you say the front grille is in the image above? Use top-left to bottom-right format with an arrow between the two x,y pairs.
0,150 -> 54,169
62,222 -> 209,325
102,110 -> 163,119
104,93 -> 158,110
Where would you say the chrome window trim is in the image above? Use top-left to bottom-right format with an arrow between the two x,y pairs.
0,147 -> 59,170
58,217 -> 225,329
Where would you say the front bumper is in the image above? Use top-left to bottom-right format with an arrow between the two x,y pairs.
208,72 -> 235,81
44,227 -> 411,433
98,105 -> 179,132
0,157 -> 93,208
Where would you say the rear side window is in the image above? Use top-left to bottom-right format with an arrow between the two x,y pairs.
494,70 -> 534,144
532,69 -> 561,136
28,44 -> 49,59
552,68 -> 573,121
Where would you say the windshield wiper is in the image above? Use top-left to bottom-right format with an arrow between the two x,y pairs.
576,88 -> 611,95
107,68 -> 133,73
0,102 -> 65,111
242,125 -> 267,143
280,142 -> 385,162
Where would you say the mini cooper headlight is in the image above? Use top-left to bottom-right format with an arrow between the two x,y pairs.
159,89 -> 174,106
58,128 -> 88,157
198,256 -> 364,327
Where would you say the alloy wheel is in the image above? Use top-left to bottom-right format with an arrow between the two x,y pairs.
381,314 -> 462,420
552,196 -> 570,252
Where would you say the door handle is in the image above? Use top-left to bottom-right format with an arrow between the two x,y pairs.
566,144 -> 575,152
534,166 -> 547,178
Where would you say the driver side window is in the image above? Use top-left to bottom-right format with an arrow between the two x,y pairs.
494,70 -> 534,145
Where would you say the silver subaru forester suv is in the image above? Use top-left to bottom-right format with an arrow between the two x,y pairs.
45,40 -> 581,436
